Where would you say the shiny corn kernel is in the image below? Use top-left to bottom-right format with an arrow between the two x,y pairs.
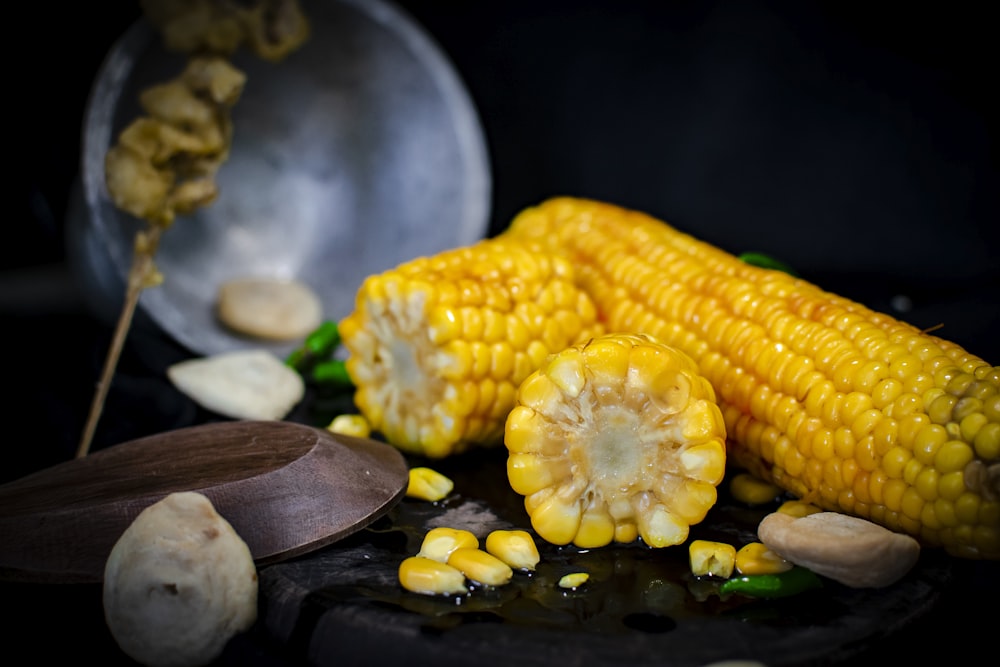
416,527 -> 479,562
526,490 -> 583,546
558,572 -> 590,589
576,506 -> 617,549
326,414 -> 371,438
406,467 -> 455,502
730,472 -> 783,505
485,530 -> 541,571
447,548 -> 514,587
398,556 -> 468,596
777,500 -> 823,517
688,539 -> 737,578
735,542 -> 793,575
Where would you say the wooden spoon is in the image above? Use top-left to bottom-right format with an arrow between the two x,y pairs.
0,421 -> 409,584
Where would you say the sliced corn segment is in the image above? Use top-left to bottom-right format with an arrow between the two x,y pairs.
416,527 -> 479,562
406,467 -> 454,502
504,332 -> 728,549
485,529 -> 541,571
447,547 -> 514,587
503,197 -> 1000,559
326,413 -> 371,438
730,472 -> 784,506
735,541 -> 793,575
338,237 -> 604,458
689,539 -> 737,578
398,556 -> 468,596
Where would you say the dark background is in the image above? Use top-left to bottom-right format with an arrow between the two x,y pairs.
10,0 -> 999,357
9,0 -> 998,466
5,1 -> 998,664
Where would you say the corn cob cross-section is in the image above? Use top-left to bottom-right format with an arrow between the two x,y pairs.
338,237 -> 604,458
503,197 -> 1000,559
505,332 -> 728,549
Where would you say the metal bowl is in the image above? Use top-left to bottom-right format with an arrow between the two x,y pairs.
70,0 -> 491,357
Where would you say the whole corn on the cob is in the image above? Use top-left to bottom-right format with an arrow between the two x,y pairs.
502,197 -> 1000,559
338,237 -> 603,458
506,333 -> 728,549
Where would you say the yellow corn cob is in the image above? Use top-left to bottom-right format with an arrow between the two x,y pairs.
505,332 -> 728,548
339,237 -> 604,458
502,197 -> 1000,559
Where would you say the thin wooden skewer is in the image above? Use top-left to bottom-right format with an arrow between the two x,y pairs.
77,227 -> 162,458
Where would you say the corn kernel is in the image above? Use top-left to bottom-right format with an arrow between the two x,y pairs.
326,414 -> 371,438
406,467 -> 455,502
576,507 -> 617,549
447,548 -> 513,587
398,556 -> 468,596
558,572 -> 590,589
734,542 -> 793,575
528,491 -> 584,546
507,452 -> 570,495
777,500 -> 822,518
485,530 -> 540,571
729,472 -> 783,505
416,527 -> 479,562
688,539 -> 736,578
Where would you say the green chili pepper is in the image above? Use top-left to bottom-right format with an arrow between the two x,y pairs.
738,252 -> 799,277
719,566 -> 822,599
312,359 -> 353,387
285,320 -> 340,369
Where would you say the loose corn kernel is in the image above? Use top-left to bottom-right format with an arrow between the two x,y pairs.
730,472 -> 784,506
447,547 -> 513,587
689,539 -> 737,578
503,197 -> 1000,559
777,500 -> 823,517
398,556 -> 468,596
406,467 -> 455,502
339,238 -> 604,458
735,542 -> 793,575
504,333 -> 728,549
416,527 -> 479,562
485,529 -> 540,571
326,413 -> 371,438
558,572 -> 590,589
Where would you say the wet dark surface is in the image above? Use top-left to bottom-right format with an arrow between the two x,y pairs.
248,446 -> 959,667
2,310 -> 996,666
6,1 -> 999,665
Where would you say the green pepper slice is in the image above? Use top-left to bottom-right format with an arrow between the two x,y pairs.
738,252 -> 799,277
311,359 -> 353,387
719,566 -> 822,599
286,320 -> 340,369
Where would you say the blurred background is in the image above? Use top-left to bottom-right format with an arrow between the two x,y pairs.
7,0 -> 998,467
